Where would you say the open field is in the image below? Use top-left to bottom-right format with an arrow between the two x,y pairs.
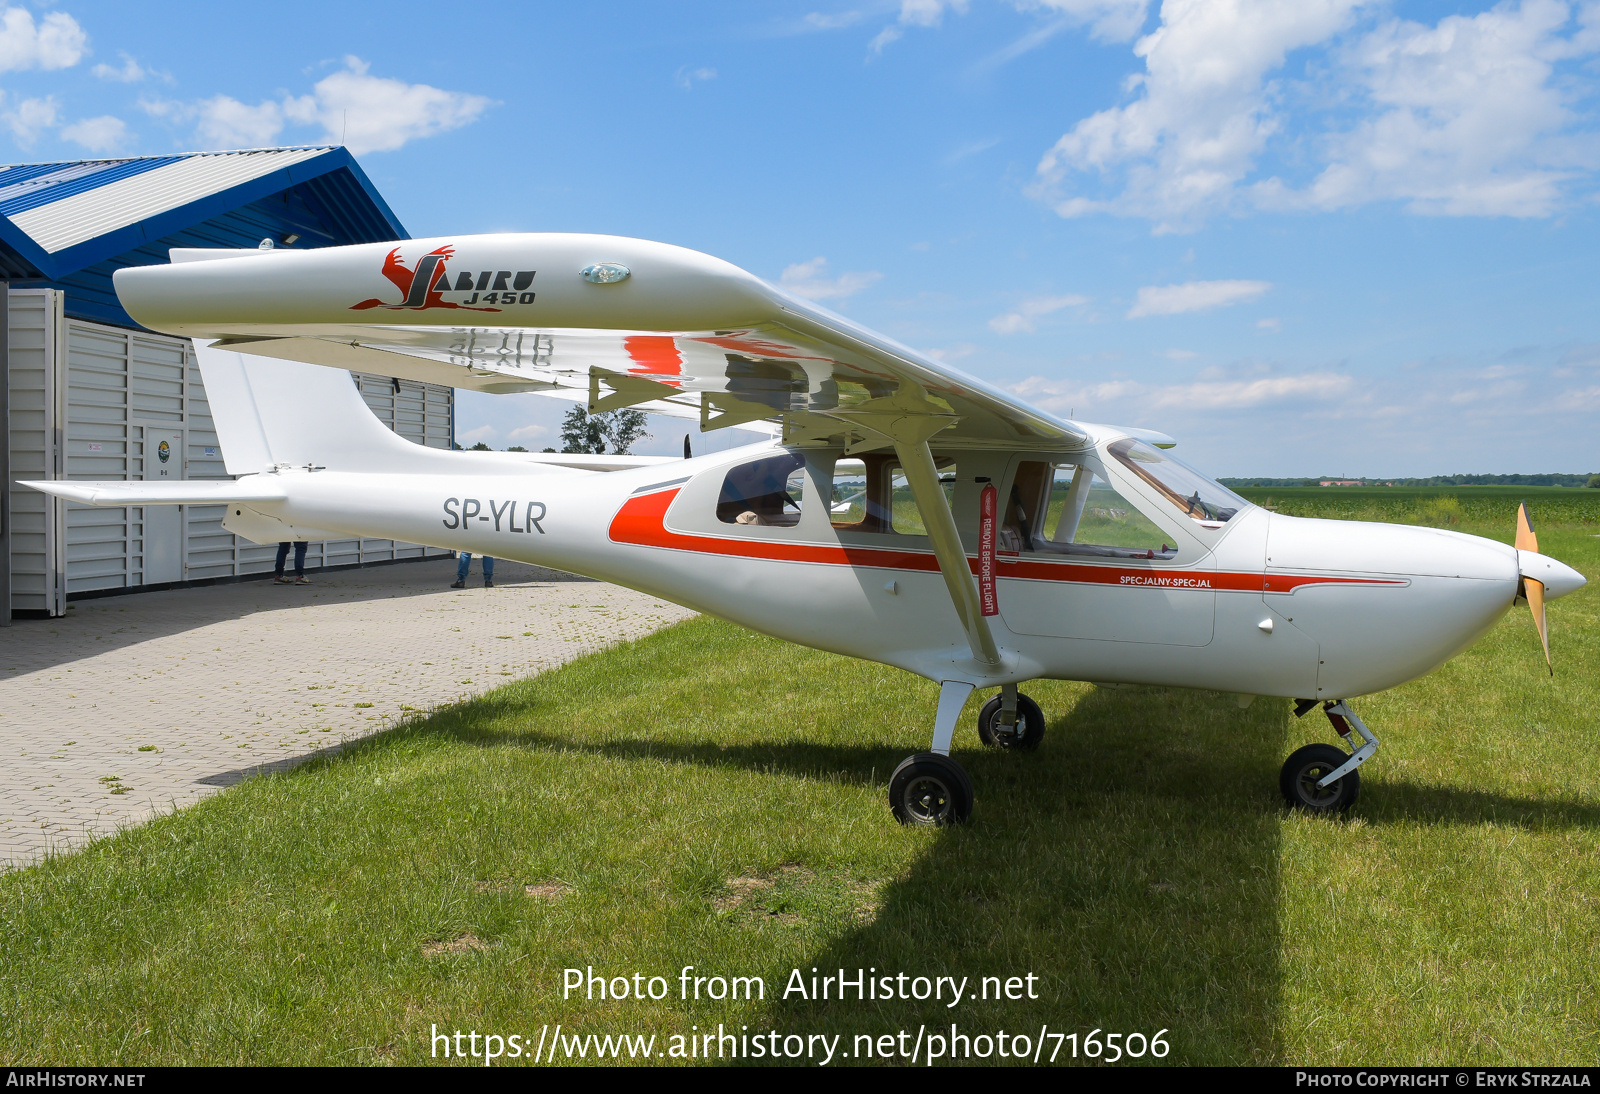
0,488 -> 1596,1065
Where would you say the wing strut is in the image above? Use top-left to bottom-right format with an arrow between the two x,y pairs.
890,432 -> 1002,669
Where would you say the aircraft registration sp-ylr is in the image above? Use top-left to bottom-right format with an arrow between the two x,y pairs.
21,233 -> 1587,825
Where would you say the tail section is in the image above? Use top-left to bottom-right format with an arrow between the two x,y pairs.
196,341 -> 447,475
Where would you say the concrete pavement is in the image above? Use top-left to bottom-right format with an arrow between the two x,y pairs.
0,558 -> 694,869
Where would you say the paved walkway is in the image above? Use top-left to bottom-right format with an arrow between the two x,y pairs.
0,559 -> 694,869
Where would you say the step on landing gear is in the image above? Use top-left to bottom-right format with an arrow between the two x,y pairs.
1280,699 -> 1381,814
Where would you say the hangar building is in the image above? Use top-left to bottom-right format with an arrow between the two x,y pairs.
0,147 -> 456,622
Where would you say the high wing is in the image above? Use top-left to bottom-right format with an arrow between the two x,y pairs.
114,234 -> 1088,453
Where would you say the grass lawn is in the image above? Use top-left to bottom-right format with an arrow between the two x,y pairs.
1,488 -> 1596,1066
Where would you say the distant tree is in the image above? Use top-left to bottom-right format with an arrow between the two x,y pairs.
506,445 -> 528,453
541,447 -> 557,453
560,406 -> 651,454
469,442 -> 493,451
1589,474 -> 1600,489
560,405 -> 607,453
600,409 -> 651,455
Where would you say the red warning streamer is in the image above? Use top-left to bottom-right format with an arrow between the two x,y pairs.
978,482 -> 998,617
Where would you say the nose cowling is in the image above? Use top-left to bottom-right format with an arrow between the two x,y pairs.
1266,516 -> 1522,697
1519,550 -> 1586,601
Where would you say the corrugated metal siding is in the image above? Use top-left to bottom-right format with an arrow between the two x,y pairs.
5,289 -> 62,612
11,302 -> 456,610
11,149 -> 332,254
0,157 -> 179,219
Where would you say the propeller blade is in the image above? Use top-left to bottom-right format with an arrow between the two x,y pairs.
1515,501 -> 1552,675
1515,500 -> 1538,553
1525,575 -> 1552,675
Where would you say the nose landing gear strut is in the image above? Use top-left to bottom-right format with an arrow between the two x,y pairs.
1280,699 -> 1381,814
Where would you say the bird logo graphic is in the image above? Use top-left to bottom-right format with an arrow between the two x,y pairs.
350,245 -> 502,312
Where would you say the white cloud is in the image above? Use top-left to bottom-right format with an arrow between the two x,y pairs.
60,115 -> 128,153
1035,0 -> 1600,226
1012,0 -> 1149,44
872,0 -> 968,52
675,65 -> 717,89
1013,370 -> 1353,413
805,10 -> 869,30
989,292 -> 1090,333
195,95 -> 284,148
1256,317 -> 1281,332
287,56 -> 492,154
0,8 -> 86,73
923,342 -> 980,361
1034,0 -> 1373,229
1127,279 -> 1270,318
457,424 -> 497,445
2,95 -> 57,146
778,256 -> 883,301
93,52 -> 147,82
508,423 -> 550,444
1292,0 -> 1589,217
145,56 -> 491,156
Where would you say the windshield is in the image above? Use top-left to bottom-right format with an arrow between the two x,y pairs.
1107,438 -> 1249,524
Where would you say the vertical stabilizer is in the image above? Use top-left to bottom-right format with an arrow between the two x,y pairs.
195,340 -> 436,474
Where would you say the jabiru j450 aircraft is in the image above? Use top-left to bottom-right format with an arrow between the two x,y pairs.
20,234 -> 1587,825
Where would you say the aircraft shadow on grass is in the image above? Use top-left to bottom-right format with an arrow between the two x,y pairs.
424,683 -> 1598,1065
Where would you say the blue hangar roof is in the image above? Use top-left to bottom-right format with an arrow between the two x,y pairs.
0,146 -> 408,328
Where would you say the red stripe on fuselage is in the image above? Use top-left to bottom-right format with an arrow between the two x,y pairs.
608,488 -> 1406,593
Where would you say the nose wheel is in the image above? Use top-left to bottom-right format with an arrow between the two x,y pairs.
1280,743 -> 1360,813
1280,699 -> 1380,815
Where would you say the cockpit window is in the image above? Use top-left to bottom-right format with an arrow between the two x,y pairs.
1108,438 -> 1249,524
717,453 -> 805,527
1014,461 -> 1178,560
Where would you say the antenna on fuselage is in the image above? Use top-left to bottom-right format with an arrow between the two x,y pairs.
684,435 -> 692,459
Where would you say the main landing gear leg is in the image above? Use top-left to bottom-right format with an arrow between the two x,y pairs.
889,681 -> 975,826
1280,699 -> 1382,814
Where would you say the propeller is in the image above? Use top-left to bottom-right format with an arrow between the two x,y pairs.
1515,500 -> 1551,675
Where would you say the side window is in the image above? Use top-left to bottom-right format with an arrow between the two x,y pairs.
1033,462 -> 1178,560
888,460 -> 957,536
831,458 -> 873,528
717,453 -> 805,527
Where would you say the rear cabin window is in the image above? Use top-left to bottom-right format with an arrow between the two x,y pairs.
889,460 -> 957,536
828,455 -> 956,535
1010,461 -> 1178,560
717,453 -> 805,527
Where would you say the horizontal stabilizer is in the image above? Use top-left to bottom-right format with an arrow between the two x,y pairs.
506,453 -> 679,471
17,477 -> 287,506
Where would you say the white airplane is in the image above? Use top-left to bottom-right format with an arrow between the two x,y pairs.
21,234 -> 1587,825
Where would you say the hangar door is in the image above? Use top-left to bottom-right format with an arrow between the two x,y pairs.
6,288 -> 453,615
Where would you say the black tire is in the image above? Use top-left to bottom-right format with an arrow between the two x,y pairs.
888,753 -> 973,826
976,693 -> 1046,751
1279,743 -> 1360,814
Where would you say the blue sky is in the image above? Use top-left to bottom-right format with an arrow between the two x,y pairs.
7,0 -> 1600,476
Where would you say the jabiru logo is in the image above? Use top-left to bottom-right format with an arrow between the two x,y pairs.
351,245 -> 536,312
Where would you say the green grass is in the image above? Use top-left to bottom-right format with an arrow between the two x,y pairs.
1,489 -> 1597,1065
